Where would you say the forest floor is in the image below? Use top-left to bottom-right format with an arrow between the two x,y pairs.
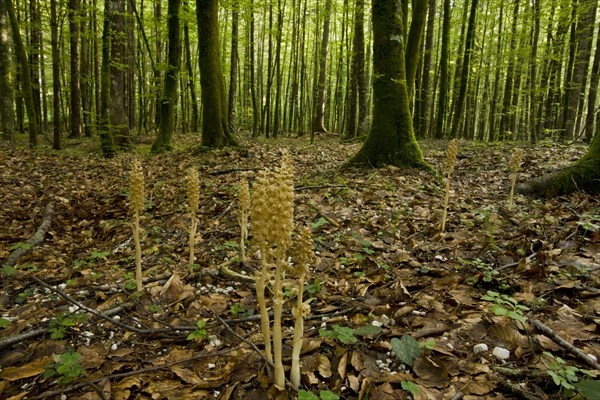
0,134 -> 599,400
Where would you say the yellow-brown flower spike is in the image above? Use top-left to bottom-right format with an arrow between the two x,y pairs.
290,225 -> 314,389
441,139 -> 458,233
187,167 -> 200,267
129,159 -> 144,292
237,179 -> 250,262
507,150 -> 523,210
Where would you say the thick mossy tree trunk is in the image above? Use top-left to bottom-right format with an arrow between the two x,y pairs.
197,0 -> 238,147
517,134 -> 600,197
347,0 -> 429,169
151,0 -> 181,153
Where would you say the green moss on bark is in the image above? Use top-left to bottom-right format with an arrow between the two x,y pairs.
347,0 -> 430,171
517,134 -> 600,197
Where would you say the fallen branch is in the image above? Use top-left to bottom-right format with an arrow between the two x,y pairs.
530,319 -> 600,371
497,380 -> 542,400
0,303 -> 134,350
3,202 -> 55,268
32,348 -> 236,399
208,167 -> 261,176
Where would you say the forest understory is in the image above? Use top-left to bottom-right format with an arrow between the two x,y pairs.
0,134 -> 599,400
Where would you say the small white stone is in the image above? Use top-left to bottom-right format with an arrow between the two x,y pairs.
473,343 -> 488,354
58,283 -> 67,290
446,342 -> 454,350
208,363 -> 216,369
492,347 -> 510,360
587,354 -> 598,362
113,315 -> 121,321
111,343 -> 118,351
372,320 -> 383,327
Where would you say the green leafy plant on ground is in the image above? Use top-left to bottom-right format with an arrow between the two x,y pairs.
391,335 -> 421,367
298,389 -> 340,400
44,349 -> 86,384
48,311 -> 89,340
186,320 -> 208,341
481,290 -> 529,324
319,324 -> 382,345
542,351 -> 596,398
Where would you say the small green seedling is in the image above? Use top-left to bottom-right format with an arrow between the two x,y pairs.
391,335 -> 421,367
481,290 -> 529,324
0,317 -> 11,328
48,312 -> 89,340
543,352 -> 596,397
187,320 -> 208,341
401,381 -> 420,396
44,349 -> 86,384
298,390 -> 340,400
319,324 -> 382,345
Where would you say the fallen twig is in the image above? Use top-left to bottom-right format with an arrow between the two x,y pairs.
32,348 -> 236,399
208,167 -> 261,176
497,380 -> 542,400
530,318 -> 600,371
3,202 -> 55,268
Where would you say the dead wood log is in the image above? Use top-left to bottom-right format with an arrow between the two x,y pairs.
3,202 -> 55,268
530,319 -> 600,371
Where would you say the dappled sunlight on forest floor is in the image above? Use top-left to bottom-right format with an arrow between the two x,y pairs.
0,135 -> 599,399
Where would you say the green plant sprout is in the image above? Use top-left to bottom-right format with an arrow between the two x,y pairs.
319,324 -> 382,345
401,381 -> 420,396
481,290 -> 530,324
0,317 -> 11,328
44,349 -> 86,384
391,335 -> 421,366
187,320 -> 208,341
298,389 -> 340,400
48,311 -> 89,340
542,351 -> 596,398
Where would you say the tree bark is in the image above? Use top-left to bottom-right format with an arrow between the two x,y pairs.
449,0 -> 479,139
0,0 -> 15,142
5,0 -> 38,147
434,0 -> 450,139
69,0 -> 82,139
516,131 -> 600,197
227,3 -> 239,133
99,0 -> 116,157
197,0 -> 238,147
405,0 -> 427,102
347,0 -> 429,170
152,0 -> 181,153
417,0 -> 435,139
311,0 -> 332,135
499,0 -> 520,140
50,0 -> 61,150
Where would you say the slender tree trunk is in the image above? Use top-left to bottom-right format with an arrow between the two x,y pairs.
417,0 -> 435,138
569,0 -> 596,140
184,22 -> 199,133
197,0 -> 238,147
434,0 -> 450,139
152,0 -> 181,152
50,0 -> 61,149
29,0 -> 43,132
109,0 -> 131,148
311,0 -> 332,135
81,3 -> 93,138
248,0 -> 259,137
560,0 -> 578,141
227,3 -> 239,132
528,0 -> 540,142
0,0 -> 15,142
450,0 -> 479,139
5,0 -> 38,146
100,0 -> 116,157
405,0 -> 427,102
498,0 -> 520,140
69,0 -> 82,138
583,20 -> 600,141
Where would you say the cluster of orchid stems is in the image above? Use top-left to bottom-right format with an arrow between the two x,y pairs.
507,150 -> 523,210
129,159 -> 145,292
441,139 -> 457,233
187,167 -> 200,267
240,153 -> 314,389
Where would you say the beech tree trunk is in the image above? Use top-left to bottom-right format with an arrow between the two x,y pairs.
434,0 -> 450,139
517,132 -> 600,197
311,0 -> 332,135
152,0 -> 181,153
5,0 -> 38,147
69,0 -> 82,138
0,0 -> 15,142
50,0 -> 61,149
197,0 -> 238,147
347,0 -> 429,170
